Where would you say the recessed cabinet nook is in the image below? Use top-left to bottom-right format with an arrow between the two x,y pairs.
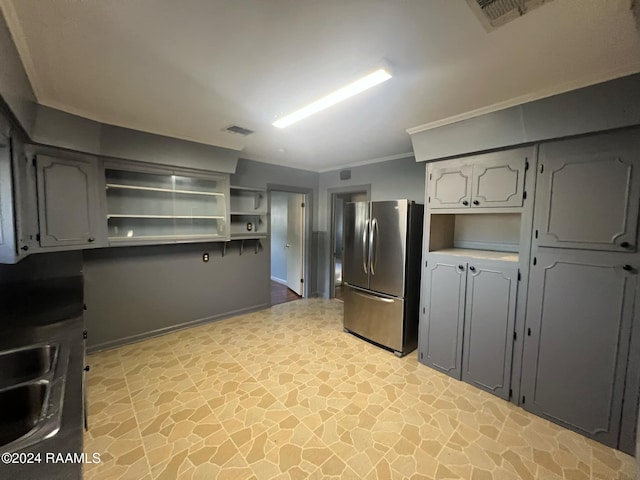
418,128 -> 640,453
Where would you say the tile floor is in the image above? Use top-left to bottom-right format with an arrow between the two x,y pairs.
84,299 -> 636,479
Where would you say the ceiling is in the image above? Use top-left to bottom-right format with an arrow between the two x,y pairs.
1,0 -> 639,172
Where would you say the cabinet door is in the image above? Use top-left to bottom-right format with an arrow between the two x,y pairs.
521,251 -> 636,447
471,155 -> 526,208
462,261 -> 517,400
428,164 -> 472,209
535,136 -> 640,252
12,136 -> 38,256
419,255 -> 466,379
37,155 -> 99,247
0,125 -> 17,263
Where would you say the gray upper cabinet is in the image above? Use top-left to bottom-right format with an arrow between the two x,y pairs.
428,164 -> 472,209
0,121 -> 16,263
0,117 -> 38,263
471,154 -> 526,208
536,134 -> 640,252
520,250 -> 636,447
428,147 -> 530,210
419,254 -> 467,378
36,154 -> 100,247
461,260 -> 517,400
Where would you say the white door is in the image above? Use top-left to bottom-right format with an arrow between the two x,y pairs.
286,194 -> 305,296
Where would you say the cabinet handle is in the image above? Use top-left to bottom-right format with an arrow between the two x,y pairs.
472,200 -> 480,206
469,266 -> 476,272
458,265 -> 464,270
620,241 -> 631,249
462,200 -> 469,206
20,245 -> 29,251
622,265 -> 633,271
88,237 -> 95,242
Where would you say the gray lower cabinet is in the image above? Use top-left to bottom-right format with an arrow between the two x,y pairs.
535,133 -> 640,253
36,154 -> 101,248
461,260 -> 517,400
521,251 -> 636,448
419,254 -> 517,399
419,255 -> 466,378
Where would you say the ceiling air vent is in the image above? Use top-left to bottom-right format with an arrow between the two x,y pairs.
467,0 -> 554,30
224,125 -> 254,136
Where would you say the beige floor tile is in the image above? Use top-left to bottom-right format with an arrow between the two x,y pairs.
84,298 -> 635,480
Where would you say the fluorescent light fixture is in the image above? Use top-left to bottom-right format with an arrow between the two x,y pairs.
273,66 -> 392,128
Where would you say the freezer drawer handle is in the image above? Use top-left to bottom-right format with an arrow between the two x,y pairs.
362,219 -> 370,274
353,290 -> 394,303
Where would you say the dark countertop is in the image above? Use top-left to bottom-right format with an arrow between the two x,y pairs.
0,276 -> 84,331
0,276 -> 85,480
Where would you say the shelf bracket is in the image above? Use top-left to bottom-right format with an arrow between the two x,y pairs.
239,239 -> 245,255
254,192 -> 261,210
254,239 -> 262,254
221,242 -> 227,257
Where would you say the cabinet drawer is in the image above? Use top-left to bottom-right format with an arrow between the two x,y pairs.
344,285 -> 404,352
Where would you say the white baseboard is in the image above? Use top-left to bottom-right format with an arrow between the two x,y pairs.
270,276 -> 288,286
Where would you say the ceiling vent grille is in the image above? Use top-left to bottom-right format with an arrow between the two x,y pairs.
224,125 -> 254,136
467,0 -> 553,30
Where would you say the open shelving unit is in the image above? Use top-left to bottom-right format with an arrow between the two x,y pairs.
229,186 -> 269,239
105,167 -> 229,244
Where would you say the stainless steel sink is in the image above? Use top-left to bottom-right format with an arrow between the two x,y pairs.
0,381 -> 48,447
0,345 -> 58,389
0,342 -> 68,453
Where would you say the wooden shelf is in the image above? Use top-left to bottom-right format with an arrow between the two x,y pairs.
108,214 -> 224,219
230,185 -> 266,192
429,248 -> 519,262
106,183 -> 225,197
109,234 -> 225,242
230,233 -> 268,240
230,211 -> 267,216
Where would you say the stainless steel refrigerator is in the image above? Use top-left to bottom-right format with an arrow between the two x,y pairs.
343,200 -> 423,356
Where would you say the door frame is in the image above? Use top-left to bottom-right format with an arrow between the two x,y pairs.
328,185 -> 371,299
268,184 -> 313,299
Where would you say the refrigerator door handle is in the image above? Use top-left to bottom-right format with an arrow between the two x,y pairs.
370,218 -> 378,275
362,219 -> 370,274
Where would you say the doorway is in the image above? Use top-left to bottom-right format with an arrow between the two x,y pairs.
270,189 -> 309,305
329,188 -> 369,300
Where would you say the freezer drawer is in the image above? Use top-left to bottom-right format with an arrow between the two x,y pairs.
344,285 -> 404,353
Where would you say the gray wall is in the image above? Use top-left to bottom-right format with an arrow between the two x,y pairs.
232,158 -> 320,296
410,73 -> 640,162
316,156 -> 425,297
0,11 -> 37,133
270,191 -> 288,283
83,241 -> 270,351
